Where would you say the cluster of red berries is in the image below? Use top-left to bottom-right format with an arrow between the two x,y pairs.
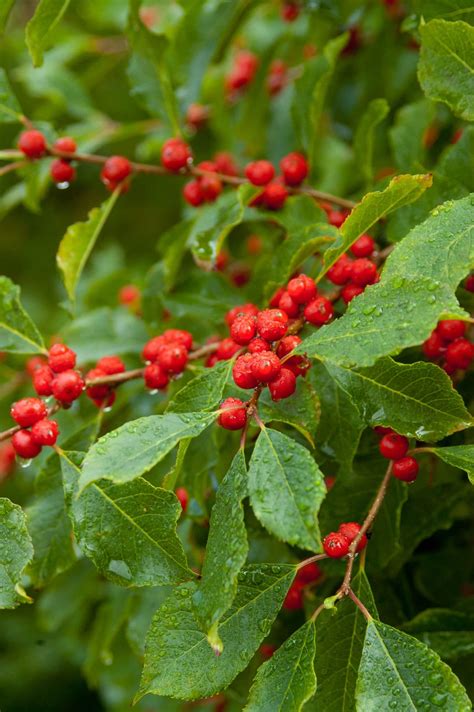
323,521 -> 368,559
283,561 -> 322,610
141,329 -> 193,391
225,50 -> 259,95
86,356 -> 126,408
270,273 -> 334,324
10,397 -> 59,459
18,131 -> 78,185
325,234 -> 379,304
30,344 -> 85,405
423,319 -> 474,375
377,428 -> 419,483
246,152 -> 308,210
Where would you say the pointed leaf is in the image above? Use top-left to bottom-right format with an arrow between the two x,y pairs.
0,498 -> 33,608
432,445 -> 474,483
245,620 -> 316,712
248,428 -> 326,552
402,608 -> 474,661
0,276 -> 45,354
0,69 -> 22,122
168,359 -> 233,413
138,564 -> 296,701
354,98 -> 389,185
25,0 -> 72,67
259,377 -> 320,447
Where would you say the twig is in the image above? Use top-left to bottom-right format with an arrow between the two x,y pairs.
296,553 -> 328,569
0,161 -> 28,177
347,588 -> 372,621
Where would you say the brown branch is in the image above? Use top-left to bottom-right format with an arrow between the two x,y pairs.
347,588 -> 372,621
0,161 -> 28,177
296,553 -> 328,569
188,342 -> 219,361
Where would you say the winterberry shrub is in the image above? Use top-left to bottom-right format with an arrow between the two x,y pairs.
0,2 -> 473,711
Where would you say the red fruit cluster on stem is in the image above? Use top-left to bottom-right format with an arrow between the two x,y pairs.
86,355 -> 125,408
142,329 -> 193,391
323,521 -> 367,558
422,319 -> 473,376
374,427 -> 419,483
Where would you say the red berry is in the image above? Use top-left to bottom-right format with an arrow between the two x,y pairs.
278,290 -> 300,317
392,456 -> 419,483
341,283 -> 364,304
261,181 -> 288,210
53,136 -> 77,154
436,320 -> 466,342
268,367 -> 296,401
101,156 -> 132,186
183,179 -> 205,206
33,365 -> 54,396
48,343 -> 76,373
260,643 -> 277,659
233,353 -> 259,389
144,362 -> 170,390
12,430 -> 42,459
281,2 -> 300,21
119,284 -> 140,306
205,354 -> 219,368
0,442 -> 16,477
163,329 -> 193,351
214,152 -> 239,177
247,337 -> 271,354
423,331 -> 445,360
185,103 -> 209,131
304,296 -> 334,326
328,210 -> 347,228
350,235 -> 375,258
18,130 -> 47,159
26,356 -> 46,375
85,368 -> 110,401
142,335 -> 166,363
277,335 -> 302,358
218,397 -> 247,430
379,432 -> 409,460
323,531 -> 350,558
31,419 -> 59,447
175,487 -> 189,512
327,256 -> 353,285
269,287 -> 285,308
338,522 -> 368,552
257,309 -> 288,341
276,335 -> 307,375
11,397 -> 48,427
96,356 -> 125,375
287,274 -> 316,304
351,258 -> 378,287
230,315 -> 257,345
250,352 -> 281,383
226,51 -> 258,90
216,338 -> 241,360
157,344 -> 188,374
465,275 -> 474,292
51,370 -> 85,404
225,303 -> 259,327
200,175 -> 222,202
161,138 -> 192,172
295,562 -> 321,586
445,338 -> 474,370
280,152 -> 308,186
215,250 -> 230,271
267,59 -> 288,96
50,158 -> 76,184
245,160 -> 275,186
283,583 -> 304,610
374,426 -> 393,436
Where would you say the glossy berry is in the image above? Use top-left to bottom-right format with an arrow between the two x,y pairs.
261,182 -> 288,210
101,156 -> 132,188
436,320 -> 466,342
392,456 -> 419,483
161,138 -> 192,172
323,531 -> 351,558
278,290 -> 300,317
268,367 -> 296,401
33,365 -> 54,396
295,561 -> 321,586
143,336 -> 166,363
465,275 -> 474,292
280,152 -> 308,186
31,419 -> 59,446
257,309 -> 288,341
157,344 -> 188,374
245,160 -> 275,186
18,130 -> 47,159
214,151 -> 239,177
226,50 -> 258,91
350,234 -> 375,258
163,329 -> 193,351
250,352 -> 281,383
233,353 -> 259,389
304,297 -> 334,326
445,338 -> 474,370
423,331 -> 445,360
351,258 -> 377,287
53,136 -> 77,154
230,314 -> 257,345
51,159 -> 75,184
338,522 -> 368,552
328,210 -> 347,228
218,397 -> 247,430
283,584 -> 304,610
12,430 -> 42,459
51,370 -> 85,404
183,180 -> 204,206
287,274 -> 316,304
85,368 -> 110,401
247,337 -> 271,354
379,432 -> 409,460
200,174 -> 222,202
276,335 -> 302,364
269,287 -> 285,308
327,256 -> 353,285
341,283 -> 364,304
96,356 -> 125,375
48,343 -> 76,373
144,362 -> 170,390
175,487 -> 189,512
225,303 -> 259,327
216,338 -> 241,360
11,398 -> 48,427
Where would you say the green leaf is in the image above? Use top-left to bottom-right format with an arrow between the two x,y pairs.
0,276 -> 45,354
313,570 -> 377,712
432,445 -> 474,483
354,98 -> 389,185
412,0 -> 474,24
323,358 -> 472,441
248,427 -> 326,552
192,450 -> 248,650
319,173 -> 432,280
79,412 -> 215,491
168,360 -> 233,414
418,20 -> 474,121
0,498 -> 33,608
137,564 -> 296,701
389,99 -> 436,172
302,194 -> 474,368
0,1 -> 15,32
25,0 -> 72,67
356,620 -> 471,711
402,608 -> 474,661
60,450 -> 191,587
0,68 -> 22,122
259,377 -> 320,448
245,620 -> 316,712
56,191 -> 120,303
